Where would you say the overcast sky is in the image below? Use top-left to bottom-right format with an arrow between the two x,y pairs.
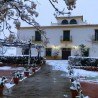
1,0 -> 98,38
1,0 -> 98,55
31,0 -> 98,26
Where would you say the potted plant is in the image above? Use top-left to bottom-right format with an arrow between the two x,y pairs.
31,62 -> 37,73
43,58 -> 46,65
36,58 -> 41,66
12,71 -> 22,84
70,80 -> 81,98
76,90 -> 89,98
24,65 -> 30,77
0,76 -> 8,95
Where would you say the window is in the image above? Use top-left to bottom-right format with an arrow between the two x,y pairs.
70,19 -> 77,24
61,19 -> 68,24
83,49 -> 89,57
45,48 -> 52,56
22,48 -> 29,55
35,31 -> 41,41
95,30 -> 98,41
63,30 -> 70,41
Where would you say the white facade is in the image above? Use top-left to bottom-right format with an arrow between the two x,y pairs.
16,16 -> 98,59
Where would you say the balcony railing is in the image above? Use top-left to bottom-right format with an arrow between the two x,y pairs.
60,36 -> 72,43
32,36 -> 43,43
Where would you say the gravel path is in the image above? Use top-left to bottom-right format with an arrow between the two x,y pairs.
1,64 -> 71,98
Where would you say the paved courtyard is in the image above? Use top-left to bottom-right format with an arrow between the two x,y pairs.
0,63 -> 71,98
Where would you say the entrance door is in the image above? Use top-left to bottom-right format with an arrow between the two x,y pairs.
62,48 -> 71,60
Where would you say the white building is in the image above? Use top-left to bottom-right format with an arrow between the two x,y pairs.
16,16 -> 98,59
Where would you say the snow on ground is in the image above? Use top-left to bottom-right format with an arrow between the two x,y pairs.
0,65 -> 41,89
0,66 -> 24,70
0,66 -> 12,70
1,60 -> 98,79
0,60 -> 98,89
47,60 -> 98,79
46,60 -> 68,72
73,68 -> 98,77
5,83 -> 15,89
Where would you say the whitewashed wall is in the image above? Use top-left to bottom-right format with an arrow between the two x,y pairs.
16,27 -> 98,57
17,29 -> 36,41
16,15 -> 98,58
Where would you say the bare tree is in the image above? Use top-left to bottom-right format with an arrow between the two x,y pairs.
0,46 -> 7,56
0,0 -> 77,33
0,0 -> 77,47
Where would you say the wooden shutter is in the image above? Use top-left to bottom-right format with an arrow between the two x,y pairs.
95,30 -> 98,41
63,30 -> 70,41
35,31 -> 41,41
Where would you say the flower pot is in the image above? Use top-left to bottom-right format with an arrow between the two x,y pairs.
43,60 -> 46,65
71,78 -> 75,82
0,86 -> 4,95
24,71 -> 29,77
70,89 -> 78,98
32,68 -> 36,73
13,78 -> 19,84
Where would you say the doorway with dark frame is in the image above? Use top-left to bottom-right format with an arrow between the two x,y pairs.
62,48 -> 71,60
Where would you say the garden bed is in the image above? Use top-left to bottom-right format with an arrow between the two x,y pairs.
68,56 -> 98,71
80,81 -> 98,98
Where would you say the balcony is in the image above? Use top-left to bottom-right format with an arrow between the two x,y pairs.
92,35 -> 98,43
60,36 -> 72,43
32,36 -> 43,43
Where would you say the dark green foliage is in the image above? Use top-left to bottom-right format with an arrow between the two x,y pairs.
69,56 -> 98,67
0,56 -> 44,65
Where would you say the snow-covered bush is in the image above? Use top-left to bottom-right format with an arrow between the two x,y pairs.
79,44 -> 88,57
68,56 -> 81,66
0,76 -> 8,87
12,71 -> 22,78
68,56 -> 98,67
70,80 -> 81,91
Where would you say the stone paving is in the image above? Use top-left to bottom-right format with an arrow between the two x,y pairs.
1,64 -> 72,98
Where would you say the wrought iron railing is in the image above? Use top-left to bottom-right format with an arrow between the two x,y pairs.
60,35 -> 72,41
